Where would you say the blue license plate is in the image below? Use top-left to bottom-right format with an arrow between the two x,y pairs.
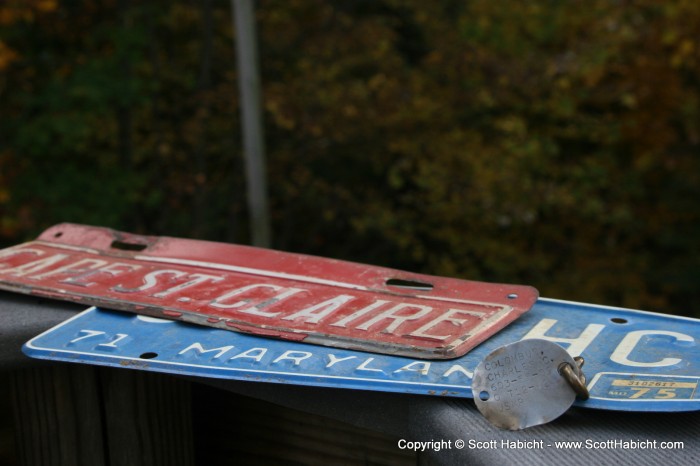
23,298 -> 700,412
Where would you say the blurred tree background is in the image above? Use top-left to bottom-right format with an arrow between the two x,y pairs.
1,0 -> 699,316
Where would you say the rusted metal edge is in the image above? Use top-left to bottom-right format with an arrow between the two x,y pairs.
0,223 -> 539,359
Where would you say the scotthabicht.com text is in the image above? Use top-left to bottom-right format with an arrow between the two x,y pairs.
397,438 -> 684,452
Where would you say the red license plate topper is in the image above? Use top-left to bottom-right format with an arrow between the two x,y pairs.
0,224 -> 537,359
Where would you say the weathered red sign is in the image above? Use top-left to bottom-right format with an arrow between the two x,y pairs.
0,224 -> 538,359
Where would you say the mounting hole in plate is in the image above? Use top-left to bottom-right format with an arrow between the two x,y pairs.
386,278 -> 433,291
610,318 -> 628,324
53,232 -> 63,238
479,391 -> 490,401
111,240 -> 147,252
507,293 -> 518,299
139,352 -> 158,359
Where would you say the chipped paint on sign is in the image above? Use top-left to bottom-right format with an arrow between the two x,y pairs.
0,223 -> 538,359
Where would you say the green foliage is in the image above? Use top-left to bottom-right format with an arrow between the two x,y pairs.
1,0 -> 699,316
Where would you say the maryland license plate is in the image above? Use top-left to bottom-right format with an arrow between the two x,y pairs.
0,223 -> 537,359
23,298 -> 700,412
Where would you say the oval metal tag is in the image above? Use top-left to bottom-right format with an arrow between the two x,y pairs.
472,339 -> 577,430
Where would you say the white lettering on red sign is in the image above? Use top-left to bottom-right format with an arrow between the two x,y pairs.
0,247 -> 511,346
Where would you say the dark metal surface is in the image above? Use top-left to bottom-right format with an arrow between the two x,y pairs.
203,379 -> 700,465
0,291 -> 82,369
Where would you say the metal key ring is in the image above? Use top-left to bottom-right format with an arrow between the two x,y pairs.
559,358 -> 590,400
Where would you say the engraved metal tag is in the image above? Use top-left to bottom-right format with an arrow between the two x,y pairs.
472,339 -> 578,430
